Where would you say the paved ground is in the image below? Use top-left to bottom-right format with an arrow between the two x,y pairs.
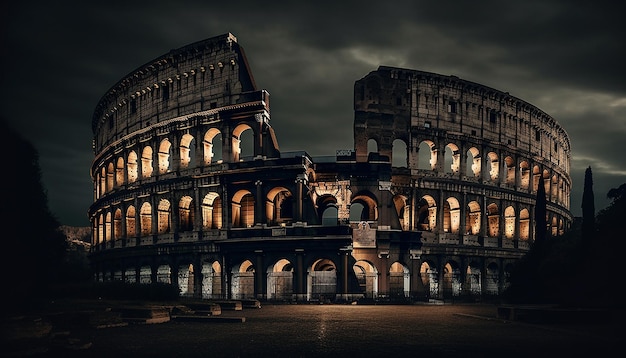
2,301 -> 623,357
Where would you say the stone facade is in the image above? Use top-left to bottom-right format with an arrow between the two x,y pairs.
89,33 -> 572,302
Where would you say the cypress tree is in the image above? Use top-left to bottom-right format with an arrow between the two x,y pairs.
581,166 -> 595,251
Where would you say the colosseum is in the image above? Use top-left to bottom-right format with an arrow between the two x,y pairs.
89,33 -> 572,302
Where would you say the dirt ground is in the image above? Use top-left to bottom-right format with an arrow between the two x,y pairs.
2,300 -> 623,358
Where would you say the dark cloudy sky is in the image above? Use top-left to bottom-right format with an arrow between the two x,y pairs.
1,1 -> 624,227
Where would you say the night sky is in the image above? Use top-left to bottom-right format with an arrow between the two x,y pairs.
1,1 -> 624,227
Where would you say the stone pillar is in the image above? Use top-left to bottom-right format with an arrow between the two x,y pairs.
295,249 -> 305,301
255,251 -> 265,300
255,180 -> 264,226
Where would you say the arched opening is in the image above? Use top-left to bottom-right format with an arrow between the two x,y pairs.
416,195 -> 437,231
179,133 -> 195,169
232,124 -> 254,162
115,157 -> 125,187
127,151 -> 138,183
308,258 -> 337,302
157,199 -> 171,234
465,201 -> 481,235
367,138 -> 378,156
443,197 -> 460,234
443,262 -> 461,298
504,156 -> 515,185
139,265 -> 151,284
141,146 -> 153,178
504,206 -> 515,239
393,195 -> 409,231
179,196 -> 194,232
113,208 -> 122,240
178,263 -> 194,297
157,264 -> 171,283
487,203 -> 499,237
231,260 -> 255,300
420,261 -> 438,298
104,212 -> 112,242
519,208 -> 530,240
389,262 -> 410,299
485,262 -> 499,295
353,260 -> 378,299
232,190 -> 255,228
392,138 -> 407,168
266,187 -> 293,226
466,262 -> 482,296
519,161 -> 530,190
157,139 -> 172,175
202,261 -> 222,299
466,147 -> 481,178
267,258 -> 293,301
140,202 -> 152,237
418,140 -> 436,170
106,162 -> 114,192
318,195 -> 338,226
444,143 -> 460,174
350,192 -> 378,222
203,128 -> 223,164
487,151 -> 499,181
126,206 -> 136,238
202,192 -> 222,229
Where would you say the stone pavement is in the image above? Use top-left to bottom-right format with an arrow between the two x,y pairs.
2,301 -> 622,357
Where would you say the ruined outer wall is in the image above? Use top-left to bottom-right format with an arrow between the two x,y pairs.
354,66 -> 572,243
91,33 -> 256,155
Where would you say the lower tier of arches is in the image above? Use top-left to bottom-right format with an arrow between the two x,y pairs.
90,238 -> 523,302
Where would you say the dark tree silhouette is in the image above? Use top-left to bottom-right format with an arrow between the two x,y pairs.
534,178 -> 547,245
0,118 -> 67,308
581,166 -> 595,252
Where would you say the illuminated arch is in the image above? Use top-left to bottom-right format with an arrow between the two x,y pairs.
157,138 -> 172,174
179,133 -> 195,169
504,206 -> 516,239
232,190 -> 255,227
350,191 -> 378,222
203,128 -> 223,165
201,261 -> 222,299
266,187 -> 293,226
353,260 -> 378,299
126,205 -> 136,238
267,258 -> 294,300
115,157 -> 125,187
141,146 -> 153,178
232,123 -> 254,162
418,140 -> 436,170
392,138 -> 407,168
392,194 -> 409,231
486,202 -> 499,237
308,258 -> 337,301
466,147 -> 481,177
443,197 -> 460,234
202,192 -> 222,229
179,196 -> 194,232
487,151 -> 499,181
416,195 -> 437,231
389,262 -> 410,298
444,143 -> 460,174
127,151 -> 138,183
157,199 -> 171,234
140,202 -> 152,236
231,260 -> 255,300
465,200 -> 481,235
519,160 -> 530,190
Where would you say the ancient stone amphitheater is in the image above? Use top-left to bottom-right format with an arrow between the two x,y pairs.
89,33 -> 572,302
